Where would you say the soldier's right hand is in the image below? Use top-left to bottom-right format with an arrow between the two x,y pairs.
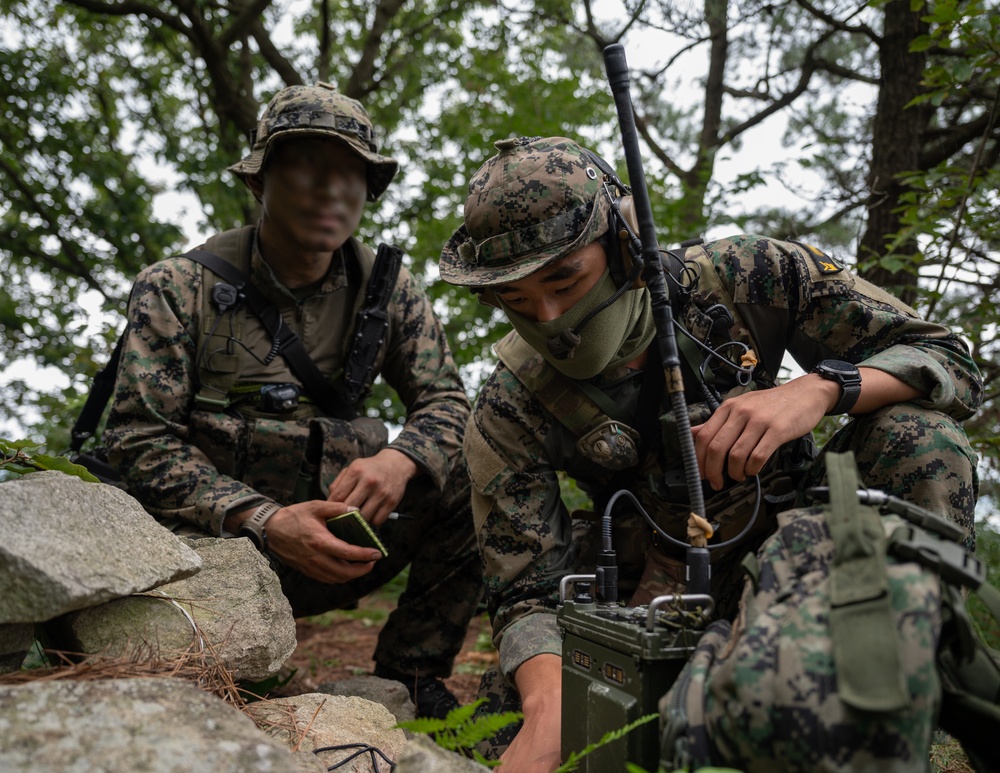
264,500 -> 385,584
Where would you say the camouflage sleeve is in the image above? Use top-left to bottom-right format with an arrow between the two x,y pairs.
379,267 -> 471,489
464,364 -> 574,678
699,236 -> 982,418
103,259 -> 262,533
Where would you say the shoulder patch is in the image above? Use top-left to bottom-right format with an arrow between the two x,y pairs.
791,239 -> 844,275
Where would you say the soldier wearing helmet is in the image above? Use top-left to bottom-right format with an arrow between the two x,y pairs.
105,84 -> 482,718
440,136 -> 981,769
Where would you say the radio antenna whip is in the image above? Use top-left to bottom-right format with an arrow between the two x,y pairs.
603,44 -> 710,593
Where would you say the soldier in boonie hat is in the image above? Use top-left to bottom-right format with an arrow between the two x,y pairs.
439,136 -> 612,287
103,80 -> 481,723
228,82 -> 399,201
439,133 -> 982,771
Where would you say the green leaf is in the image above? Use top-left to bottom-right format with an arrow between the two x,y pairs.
29,454 -> 101,482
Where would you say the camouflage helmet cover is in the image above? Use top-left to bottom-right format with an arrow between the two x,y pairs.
227,82 -> 399,202
439,136 -> 612,286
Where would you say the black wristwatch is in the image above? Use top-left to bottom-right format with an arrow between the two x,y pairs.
811,359 -> 862,415
239,501 -> 282,551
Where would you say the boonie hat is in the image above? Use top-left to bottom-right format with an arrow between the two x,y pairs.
228,82 -> 399,201
439,136 -> 612,286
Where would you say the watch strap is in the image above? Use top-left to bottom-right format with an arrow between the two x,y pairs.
827,380 -> 861,416
239,501 -> 282,551
812,360 -> 862,416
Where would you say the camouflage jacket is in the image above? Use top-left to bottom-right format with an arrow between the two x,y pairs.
105,227 -> 470,534
465,234 -> 982,680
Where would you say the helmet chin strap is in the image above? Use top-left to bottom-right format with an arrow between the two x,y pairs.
546,254 -> 644,360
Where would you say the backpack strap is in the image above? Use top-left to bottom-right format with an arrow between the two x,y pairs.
190,227 -> 253,411
825,451 -> 909,712
69,327 -> 128,452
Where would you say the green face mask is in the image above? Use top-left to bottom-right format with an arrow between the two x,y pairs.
501,268 -> 655,380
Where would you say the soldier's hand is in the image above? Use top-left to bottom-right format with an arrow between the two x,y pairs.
326,447 -> 419,527
265,500 -> 385,584
692,376 -> 834,490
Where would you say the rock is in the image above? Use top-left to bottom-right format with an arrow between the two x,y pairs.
319,675 -> 415,723
0,624 -> 34,674
49,537 -> 295,682
246,693 -> 406,773
395,735 -> 491,772
0,471 -> 202,624
0,677 -> 304,772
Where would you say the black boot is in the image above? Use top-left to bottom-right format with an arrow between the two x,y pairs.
373,664 -> 460,720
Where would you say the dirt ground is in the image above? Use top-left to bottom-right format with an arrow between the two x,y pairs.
274,580 -> 497,707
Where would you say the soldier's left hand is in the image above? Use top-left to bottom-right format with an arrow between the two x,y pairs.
692,376 -> 835,489
326,447 -> 420,526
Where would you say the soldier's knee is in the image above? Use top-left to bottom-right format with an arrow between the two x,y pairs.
845,403 -> 978,548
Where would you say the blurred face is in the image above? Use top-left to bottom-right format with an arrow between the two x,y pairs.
251,136 -> 367,253
492,241 -> 608,323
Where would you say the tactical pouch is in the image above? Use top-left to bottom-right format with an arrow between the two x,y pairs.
312,415 -> 389,497
188,409 -> 253,483
658,452 -> 946,773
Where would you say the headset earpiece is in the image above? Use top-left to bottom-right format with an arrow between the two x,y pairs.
475,287 -> 500,308
612,195 -> 645,289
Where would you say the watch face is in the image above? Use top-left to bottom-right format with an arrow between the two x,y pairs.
815,359 -> 860,382
819,360 -> 856,375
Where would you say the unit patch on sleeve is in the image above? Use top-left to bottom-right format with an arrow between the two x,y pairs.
791,239 -> 845,275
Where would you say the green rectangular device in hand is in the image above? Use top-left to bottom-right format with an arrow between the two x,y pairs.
325,509 -> 388,558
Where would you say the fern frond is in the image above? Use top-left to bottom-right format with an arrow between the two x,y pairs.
452,710 -> 523,749
555,713 -> 658,773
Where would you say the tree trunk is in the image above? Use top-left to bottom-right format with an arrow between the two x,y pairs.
857,0 -> 931,305
678,0 -> 729,234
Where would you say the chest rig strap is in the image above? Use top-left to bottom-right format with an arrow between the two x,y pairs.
190,233 -> 402,420
825,451 -> 909,712
343,243 -> 402,405
494,331 -> 650,471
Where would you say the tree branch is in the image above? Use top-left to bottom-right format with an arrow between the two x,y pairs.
920,110 -> 1000,169
343,0 -> 408,99
0,153 -> 106,297
793,0 -> 879,43
251,18 -> 303,87
717,31 -> 839,146
634,110 -> 686,179
61,0 -> 189,35
219,0 -> 272,49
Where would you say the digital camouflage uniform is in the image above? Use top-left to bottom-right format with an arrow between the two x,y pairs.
661,501 -> 943,771
105,85 -> 481,681
438,137 -> 983,759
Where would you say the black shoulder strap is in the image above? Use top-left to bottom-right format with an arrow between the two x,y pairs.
343,243 -> 403,405
184,249 -> 358,421
70,327 -> 128,452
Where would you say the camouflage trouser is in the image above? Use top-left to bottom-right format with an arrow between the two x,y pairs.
474,402 -> 976,760
801,402 -> 978,551
274,462 -> 482,678
471,666 -> 524,761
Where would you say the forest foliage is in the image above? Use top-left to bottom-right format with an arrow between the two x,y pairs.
0,0 -> 997,504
